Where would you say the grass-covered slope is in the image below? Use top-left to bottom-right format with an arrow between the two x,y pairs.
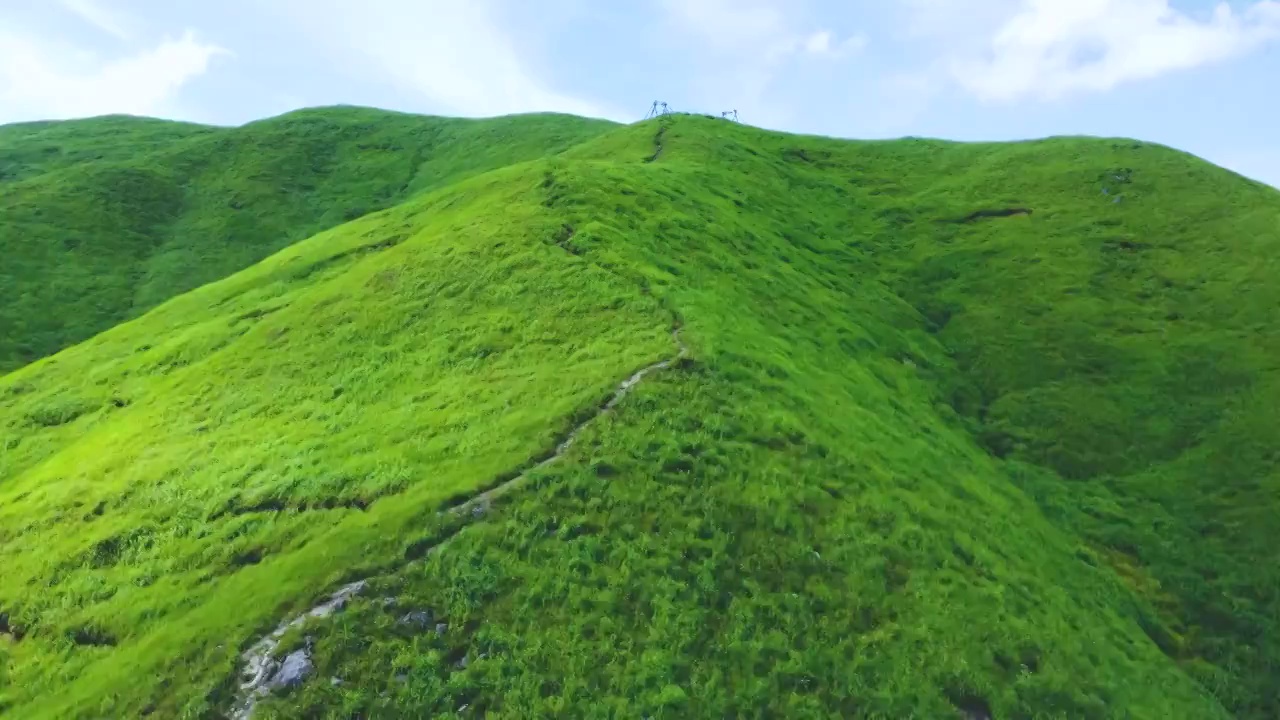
0,161 -> 674,717
0,107 -> 616,373
0,115 -> 216,182
1,114 -> 1277,719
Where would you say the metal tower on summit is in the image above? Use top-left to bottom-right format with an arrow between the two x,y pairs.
645,101 -> 671,119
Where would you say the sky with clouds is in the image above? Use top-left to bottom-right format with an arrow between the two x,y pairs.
1,0 -> 1277,187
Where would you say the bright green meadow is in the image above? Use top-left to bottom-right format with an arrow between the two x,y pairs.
0,108 -> 1277,719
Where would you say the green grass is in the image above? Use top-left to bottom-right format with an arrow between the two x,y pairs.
0,106 -> 617,373
1,111 -> 1277,718
0,115 -> 216,182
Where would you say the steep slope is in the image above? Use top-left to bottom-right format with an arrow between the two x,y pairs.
0,107 -> 616,373
0,160 -> 674,717
1,114 -> 1277,719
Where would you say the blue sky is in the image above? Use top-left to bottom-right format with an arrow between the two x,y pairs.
1,0 -> 1277,187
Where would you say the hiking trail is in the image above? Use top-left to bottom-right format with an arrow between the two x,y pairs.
229,325 -> 689,719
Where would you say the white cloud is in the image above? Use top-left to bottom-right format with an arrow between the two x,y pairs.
58,0 -> 133,41
272,0 -> 617,119
661,0 -> 785,51
0,29 -> 229,123
805,30 -> 835,54
804,30 -> 869,58
660,0 -> 863,61
899,0 -> 1018,41
940,0 -> 1280,101
655,0 -> 865,127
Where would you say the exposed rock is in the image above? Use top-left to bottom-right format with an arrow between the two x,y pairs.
398,610 -> 432,628
270,649 -> 313,689
435,622 -> 449,637
230,580 -> 366,720
306,580 -> 367,620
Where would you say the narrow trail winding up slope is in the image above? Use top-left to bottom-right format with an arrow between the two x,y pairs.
230,323 -> 689,719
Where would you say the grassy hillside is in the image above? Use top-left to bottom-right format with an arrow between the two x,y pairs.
1,113 -> 1277,719
0,107 -> 616,373
0,115 -> 216,182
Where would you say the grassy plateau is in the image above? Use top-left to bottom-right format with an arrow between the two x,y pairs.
0,108 -> 1277,719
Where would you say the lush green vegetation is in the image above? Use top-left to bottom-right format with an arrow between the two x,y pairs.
0,115 -> 216,182
0,107 -> 616,372
1,110 -> 1277,719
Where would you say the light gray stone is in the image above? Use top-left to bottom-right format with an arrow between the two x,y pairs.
269,649 -> 313,689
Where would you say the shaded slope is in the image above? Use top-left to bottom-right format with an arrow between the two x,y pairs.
877,132 -> 1280,716
1,114 -> 1277,719
0,107 -> 616,372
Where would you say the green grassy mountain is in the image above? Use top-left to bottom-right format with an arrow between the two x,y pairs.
0,107 -> 616,373
1,110 -> 1277,719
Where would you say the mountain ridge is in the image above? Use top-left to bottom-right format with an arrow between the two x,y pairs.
0,109 -> 1277,718
0,107 -> 618,373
